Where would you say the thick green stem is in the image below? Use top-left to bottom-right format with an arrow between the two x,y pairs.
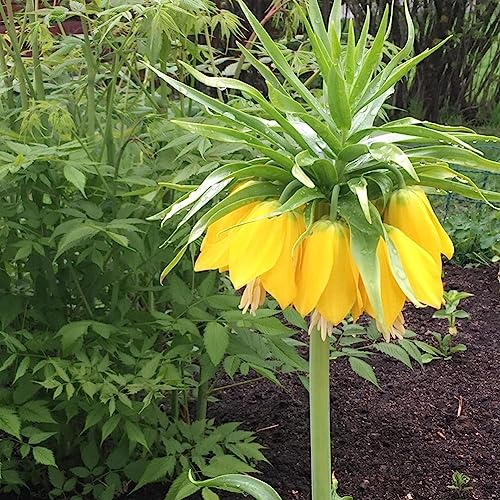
26,0 -> 45,100
329,184 -> 341,220
309,330 -> 332,500
385,163 -> 407,189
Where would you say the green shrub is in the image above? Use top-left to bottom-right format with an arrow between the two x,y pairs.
0,2 -> 303,497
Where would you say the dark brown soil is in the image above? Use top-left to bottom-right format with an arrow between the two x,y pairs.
208,264 -> 500,500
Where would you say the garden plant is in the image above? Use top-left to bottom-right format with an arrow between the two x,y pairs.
0,0 -> 498,499
154,0 -> 500,498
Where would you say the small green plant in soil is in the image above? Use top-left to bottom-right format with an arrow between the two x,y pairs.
447,470 -> 473,498
413,290 -> 472,362
433,290 -> 474,335
332,473 -> 353,500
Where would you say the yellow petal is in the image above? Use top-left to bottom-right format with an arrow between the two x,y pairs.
195,240 -> 231,272
201,202 -> 257,249
413,187 -> 454,259
364,239 -> 406,328
195,202 -> 258,271
384,187 -> 443,264
228,201 -> 285,290
293,220 -> 336,317
261,212 -> 305,309
317,224 -> 358,325
387,226 -> 444,309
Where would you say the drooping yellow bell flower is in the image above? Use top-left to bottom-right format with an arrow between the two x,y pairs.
362,227 -> 444,339
260,210 -> 305,309
384,186 -> 454,264
196,199 -> 304,314
194,202 -> 258,272
294,220 -> 360,339
362,238 -> 406,334
228,201 -> 305,310
386,225 -> 444,309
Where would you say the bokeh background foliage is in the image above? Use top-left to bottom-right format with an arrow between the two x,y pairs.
0,0 -> 498,499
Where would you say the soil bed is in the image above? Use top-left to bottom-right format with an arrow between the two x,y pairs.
209,264 -> 499,500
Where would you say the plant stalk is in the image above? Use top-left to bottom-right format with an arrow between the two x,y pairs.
309,330 -> 332,500
0,36 -> 15,113
26,0 -> 45,100
0,0 -> 29,109
82,17 -> 97,139
196,379 -> 209,421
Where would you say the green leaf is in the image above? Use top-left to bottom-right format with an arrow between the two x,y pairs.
81,440 -> 100,471
28,431 -> 57,445
202,455 -> 258,478
350,6 -> 389,103
13,356 -> 30,383
369,143 -> 419,181
124,421 -> 150,451
282,307 -> 307,330
328,65 -> 351,132
407,145 -> 500,173
340,197 -> 384,322
48,466 -> 65,489
0,353 -> 17,372
373,342 -> 412,368
147,63 -> 296,155
398,339 -> 423,366
415,166 -> 500,205
204,323 -> 229,366
54,225 -> 100,260
272,186 -> 325,216
189,471 -> 281,500
235,0 -> 334,128
327,0 -> 342,43
19,401 -> 56,424
176,60 -> 310,152
164,471 -> 200,500
384,235 -> 424,308
63,164 -> 86,196
291,163 -> 315,188
348,357 -> 379,388
105,231 -> 129,248
202,488 -> 220,500
172,121 -> 294,169
0,408 -> 21,439
58,321 -> 91,354
132,456 -> 176,492
348,177 -> 371,222
33,446 -> 57,467
101,415 -> 121,445
70,466 -> 91,478
306,0 -> 329,48
359,37 -> 450,110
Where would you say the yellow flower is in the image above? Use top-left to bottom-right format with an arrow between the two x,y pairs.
194,202 -> 258,272
384,186 -> 454,264
229,201 -> 304,309
386,225 -> 444,309
196,200 -> 305,314
362,238 -> 406,333
294,220 -> 360,338
362,226 -> 444,338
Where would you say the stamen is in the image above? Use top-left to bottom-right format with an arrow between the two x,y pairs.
377,312 -> 406,342
308,309 -> 333,341
239,279 -> 266,316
